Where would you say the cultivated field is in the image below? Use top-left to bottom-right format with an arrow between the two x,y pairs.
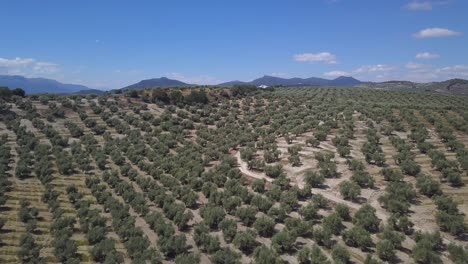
0,86 -> 467,263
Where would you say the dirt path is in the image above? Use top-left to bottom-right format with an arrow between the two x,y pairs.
234,150 -> 389,222
234,151 -> 273,183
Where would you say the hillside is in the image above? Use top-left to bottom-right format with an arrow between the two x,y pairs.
219,75 -> 362,87
2,74 -> 468,97
73,88 -> 106,95
359,78 -> 468,96
121,77 -> 191,90
217,80 -> 249,86
1,87 -> 467,264
0,75 -> 94,94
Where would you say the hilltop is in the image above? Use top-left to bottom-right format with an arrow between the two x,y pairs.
121,77 -> 192,90
219,75 -> 361,87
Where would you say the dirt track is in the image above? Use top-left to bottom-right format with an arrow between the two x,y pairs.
234,150 -> 389,221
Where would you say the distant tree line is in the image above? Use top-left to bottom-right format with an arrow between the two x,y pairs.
0,87 -> 26,98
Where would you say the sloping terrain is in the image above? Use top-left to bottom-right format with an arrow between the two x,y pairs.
0,87 -> 467,264
121,77 -> 192,90
219,75 -> 362,87
360,79 -> 468,96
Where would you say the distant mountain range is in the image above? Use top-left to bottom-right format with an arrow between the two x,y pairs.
1,74 -> 468,96
119,75 -> 362,90
359,78 -> 468,96
0,75 -> 101,95
118,75 -> 468,96
218,75 -> 362,87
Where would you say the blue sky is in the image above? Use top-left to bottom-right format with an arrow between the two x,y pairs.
1,0 -> 467,89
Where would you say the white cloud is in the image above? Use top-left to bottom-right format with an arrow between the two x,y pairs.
33,62 -> 59,74
354,64 -> 394,73
404,63 -> 468,82
323,64 -> 396,81
294,52 -> 337,64
0,57 -> 35,68
435,65 -> 468,78
404,1 -> 432,10
324,71 -> 351,77
405,62 -> 431,70
0,57 -> 59,76
404,1 -> 451,11
270,72 -> 290,78
405,62 -> 432,74
413,27 -> 462,38
415,52 -> 440,59
326,61 -> 468,82
405,62 -> 421,70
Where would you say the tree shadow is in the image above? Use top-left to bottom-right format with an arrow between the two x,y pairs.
388,254 -> 404,264
399,246 -> 412,255
0,206 -> 12,212
0,228 -> 12,234
456,233 -> 468,241
361,245 -> 376,253
31,229 -> 47,235
355,197 -> 368,204
317,184 -> 330,189
411,199 -> 422,206
188,202 -> 202,210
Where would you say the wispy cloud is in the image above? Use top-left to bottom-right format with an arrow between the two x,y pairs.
404,1 -> 451,10
33,62 -> 59,74
270,72 -> 290,78
405,62 -> 433,72
324,64 -> 396,80
166,72 -> 222,85
435,65 -> 468,78
326,62 -> 468,82
404,1 -> 433,10
354,64 -> 394,73
0,57 -> 59,76
415,52 -> 440,59
404,63 -> 468,82
0,57 -> 35,68
294,52 -> 337,64
324,71 -> 351,78
413,27 -> 462,38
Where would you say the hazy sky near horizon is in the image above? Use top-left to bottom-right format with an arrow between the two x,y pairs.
1,0 -> 467,89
